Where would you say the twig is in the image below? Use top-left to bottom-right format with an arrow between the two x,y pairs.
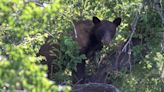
155,0 -> 164,53
32,0 -> 44,7
155,0 -> 164,78
122,13 -> 140,52
72,78 -> 83,86
44,30 -> 54,37
70,21 -> 78,38
127,45 -> 132,72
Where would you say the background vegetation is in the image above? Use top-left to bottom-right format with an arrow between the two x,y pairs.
0,0 -> 163,92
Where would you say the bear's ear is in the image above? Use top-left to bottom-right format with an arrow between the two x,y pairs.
93,16 -> 101,24
113,17 -> 121,27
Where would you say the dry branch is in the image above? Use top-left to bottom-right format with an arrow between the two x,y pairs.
154,0 -> 164,78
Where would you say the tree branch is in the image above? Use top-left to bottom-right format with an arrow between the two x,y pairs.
154,0 -> 164,78
122,13 -> 140,52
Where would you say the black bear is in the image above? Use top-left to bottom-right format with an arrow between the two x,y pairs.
72,16 -> 121,84
37,16 -> 121,84
74,17 -> 121,57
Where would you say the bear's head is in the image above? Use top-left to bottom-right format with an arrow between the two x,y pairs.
91,16 -> 121,45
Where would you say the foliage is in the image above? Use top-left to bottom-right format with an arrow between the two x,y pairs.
49,35 -> 86,83
59,0 -> 164,92
107,0 -> 164,92
0,0 -> 71,91
0,0 -> 164,92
